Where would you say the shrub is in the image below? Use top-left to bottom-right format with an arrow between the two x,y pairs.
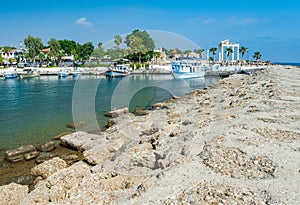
135,63 -> 141,70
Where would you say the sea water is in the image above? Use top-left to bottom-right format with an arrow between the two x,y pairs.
0,74 -> 220,153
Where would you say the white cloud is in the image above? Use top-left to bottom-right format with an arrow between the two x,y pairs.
202,18 -> 215,25
226,16 -> 270,26
75,17 -> 93,27
189,16 -> 215,25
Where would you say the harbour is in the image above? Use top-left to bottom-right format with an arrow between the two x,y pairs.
0,74 -> 220,154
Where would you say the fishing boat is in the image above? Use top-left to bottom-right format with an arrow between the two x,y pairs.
171,61 -> 206,79
3,69 -> 18,79
19,68 -> 40,79
58,68 -> 69,78
105,64 -> 130,78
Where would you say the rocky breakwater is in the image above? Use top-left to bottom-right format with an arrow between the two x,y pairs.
0,65 -> 300,204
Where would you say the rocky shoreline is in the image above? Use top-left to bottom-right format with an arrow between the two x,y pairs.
0,65 -> 299,204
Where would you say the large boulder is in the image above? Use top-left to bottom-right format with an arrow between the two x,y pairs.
21,161 -> 91,204
31,157 -> 67,179
105,107 -> 129,118
83,144 -> 116,165
60,131 -> 105,151
4,145 -> 37,163
0,183 -> 28,205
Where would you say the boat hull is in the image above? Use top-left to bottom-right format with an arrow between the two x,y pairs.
105,70 -> 128,78
19,74 -> 40,79
172,71 -> 205,79
4,73 -> 18,79
58,73 -> 68,78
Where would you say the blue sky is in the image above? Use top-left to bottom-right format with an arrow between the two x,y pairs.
1,0 -> 299,62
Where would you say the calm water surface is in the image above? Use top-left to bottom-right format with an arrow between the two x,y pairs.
0,74 -> 220,153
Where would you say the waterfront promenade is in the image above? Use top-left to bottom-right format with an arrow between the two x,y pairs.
0,65 -> 299,204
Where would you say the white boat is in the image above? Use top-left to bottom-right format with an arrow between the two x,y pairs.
19,68 -> 40,79
58,68 -> 69,78
171,61 -> 206,79
105,64 -> 130,78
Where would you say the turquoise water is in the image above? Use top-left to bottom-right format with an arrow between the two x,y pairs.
0,74 -> 220,153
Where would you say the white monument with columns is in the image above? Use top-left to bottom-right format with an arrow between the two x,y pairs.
218,39 -> 240,63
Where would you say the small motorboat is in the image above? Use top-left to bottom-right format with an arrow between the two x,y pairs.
19,68 -> 40,79
4,70 -> 18,79
58,68 -> 69,78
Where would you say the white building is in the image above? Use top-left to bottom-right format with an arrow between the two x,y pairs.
218,39 -> 240,63
0,41 -> 25,63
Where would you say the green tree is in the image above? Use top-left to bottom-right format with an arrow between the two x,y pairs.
106,48 -> 120,60
125,30 -> 155,60
24,35 -> 44,62
91,42 -> 105,62
125,35 -> 146,63
2,46 -> 16,52
114,35 -> 122,50
58,39 -> 77,55
208,56 -> 214,64
184,50 -> 192,57
252,51 -> 262,61
209,47 -> 217,62
37,52 -> 45,63
48,38 -> 61,66
239,46 -> 248,60
194,48 -> 204,58
77,42 -> 94,63
0,53 -> 4,66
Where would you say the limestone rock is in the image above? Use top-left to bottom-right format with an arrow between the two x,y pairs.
0,183 -> 28,205
35,152 -> 59,164
105,107 -> 129,118
83,144 -> 116,165
21,161 -> 91,205
24,151 -> 40,160
60,154 -> 80,165
36,141 -> 56,152
9,175 -> 36,186
4,145 -> 37,163
31,157 -> 67,179
60,131 -> 105,151
133,108 -> 150,116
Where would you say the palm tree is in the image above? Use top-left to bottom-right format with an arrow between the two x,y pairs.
209,47 -> 217,62
239,46 -> 248,65
252,51 -> 262,60
252,51 -> 262,65
184,50 -> 192,58
225,47 -> 233,65
239,46 -> 248,60
194,48 -> 204,59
